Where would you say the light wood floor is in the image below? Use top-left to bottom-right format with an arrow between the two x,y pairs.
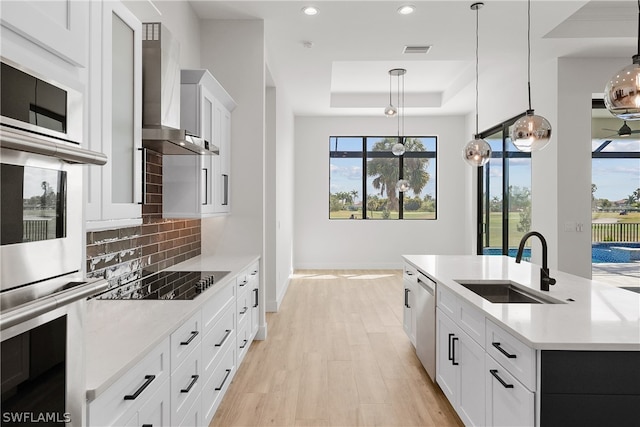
210,270 -> 464,427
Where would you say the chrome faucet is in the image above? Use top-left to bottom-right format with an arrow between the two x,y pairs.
515,231 -> 556,291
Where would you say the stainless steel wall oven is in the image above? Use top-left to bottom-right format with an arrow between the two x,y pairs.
1,57 -> 108,426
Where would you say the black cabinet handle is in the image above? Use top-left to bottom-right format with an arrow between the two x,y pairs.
142,425 -> 152,427
253,288 -> 259,308
406,270 -> 414,276
490,369 -> 514,388
180,374 -> 199,393
202,168 -> 208,205
240,306 -> 248,315
215,369 -> 232,391
239,280 -> 247,287
452,337 -> 459,365
492,342 -> 517,359
404,288 -> 411,308
124,375 -> 155,400
448,333 -> 454,361
239,339 -> 248,349
180,330 -> 199,346
251,270 -> 258,276
215,329 -> 232,347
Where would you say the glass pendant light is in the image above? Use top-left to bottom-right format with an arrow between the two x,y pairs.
384,71 -> 397,117
463,2 -> 492,167
388,68 -> 407,156
510,0 -> 552,152
604,1 -> 640,120
396,179 -> 410,192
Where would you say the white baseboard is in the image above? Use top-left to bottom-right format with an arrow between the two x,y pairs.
266,274 -> 291,312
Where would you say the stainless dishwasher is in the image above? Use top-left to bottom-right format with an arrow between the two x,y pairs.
415,271 -> 436,381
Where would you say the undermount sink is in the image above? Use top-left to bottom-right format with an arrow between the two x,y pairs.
455,280 -> 565,304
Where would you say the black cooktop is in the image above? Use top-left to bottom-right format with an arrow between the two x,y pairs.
96,270 -> 230,301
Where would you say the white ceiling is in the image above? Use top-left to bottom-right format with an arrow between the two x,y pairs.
188,0 -> 638,117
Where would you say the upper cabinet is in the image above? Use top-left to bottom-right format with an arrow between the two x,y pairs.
86,0 -> 143,229
163,69 -> 235,218
0,0 -> 89,67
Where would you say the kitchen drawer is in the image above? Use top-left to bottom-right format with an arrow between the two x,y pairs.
485,354 -> 535,427
88,337 -> 170,426
237,286 -> 251,326
171,342 -> 202,426
175,388 -> 202,427
247,261 -> 259,281
236,270 -> 249,292
458,298 -> 485,348
202,303 -> 235,385
202,279 -> 235,331
237,316 -> 251,365
202,337 -> 236,425
436,284 -> 458,320
486,320 -> 536,391
170,310 -> 202,373
403,263 -> 418,284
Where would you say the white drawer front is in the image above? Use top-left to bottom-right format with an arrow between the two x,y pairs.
170,310 -> 202,373
202,303 -> 235,384
202,338 -> 236,425
403,263 -> 418,283
486,320 -> 536,391
485,354 -> 535,427
247,262 -> 259,281
236,270 -> 249,292
175,389 -> 202,427
237,317 -> 251,365
458,298 -> 485,348
202,280 -> 235,331
237,286 -> 251,326
437,284 -> 459,320
88,337 -> 170,426
171,342 -> 202,426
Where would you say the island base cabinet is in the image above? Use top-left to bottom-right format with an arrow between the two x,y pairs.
436,308 -> 485,427
485,355 -> 534,427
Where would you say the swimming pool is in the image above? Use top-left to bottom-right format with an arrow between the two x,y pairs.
483,243 -> 640,263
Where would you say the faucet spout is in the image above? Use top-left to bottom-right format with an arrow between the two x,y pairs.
515,231 -> 555,291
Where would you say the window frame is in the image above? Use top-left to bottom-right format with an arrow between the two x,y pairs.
329,136 -> 437,220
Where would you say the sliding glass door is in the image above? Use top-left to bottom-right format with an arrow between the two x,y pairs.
477,114 -> 531,257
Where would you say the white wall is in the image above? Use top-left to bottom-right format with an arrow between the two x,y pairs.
294,115 -> 468,270
199,20 -> 265,258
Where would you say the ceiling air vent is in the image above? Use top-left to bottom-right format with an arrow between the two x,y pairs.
403,45 -> 432,54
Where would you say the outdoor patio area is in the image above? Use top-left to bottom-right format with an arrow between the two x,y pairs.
592,262 -> 640,293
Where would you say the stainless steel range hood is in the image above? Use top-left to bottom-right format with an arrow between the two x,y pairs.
142,23 -> 218,155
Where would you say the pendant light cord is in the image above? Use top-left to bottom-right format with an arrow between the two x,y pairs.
397,72 -> 401,137
402,72 -> 405,140
527,0 -> 532,111
475,4 -> 480,136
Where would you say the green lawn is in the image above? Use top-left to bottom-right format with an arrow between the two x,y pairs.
329,209 -> 436,220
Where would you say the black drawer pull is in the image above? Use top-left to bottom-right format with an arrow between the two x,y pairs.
124,375 -> 155,400
492,342 -> 517,359
448,333 -> 454,361
180,374 -> 199,393
404,288 -> 411,308
451,337 -> 459,366
215,329 -> 232,347
239,280 -> 247,287
239,339 -> 248,349
490,369 -> 514,388
142,425 -> 152,427
215,369 -> 232,391
251,270 -> 258,276
253,288 -> 259,308
240,306 -> 248,315
180,330 -> 199,346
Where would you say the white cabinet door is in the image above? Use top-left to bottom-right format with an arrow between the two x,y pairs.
457,329 -> 486,427
87,0 -> 142,228
215,99 -> 231,213
0,0 -> 88,67
436,308 -> 458,404
485,355 -> 534,427
248,266 -> 260,338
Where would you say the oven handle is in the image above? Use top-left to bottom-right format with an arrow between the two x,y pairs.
0,126 -> 108,165
0,279 -> 109,331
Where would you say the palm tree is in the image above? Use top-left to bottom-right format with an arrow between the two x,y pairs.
367,138 -> 430,212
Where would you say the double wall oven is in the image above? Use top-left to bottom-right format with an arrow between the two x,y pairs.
0,58 -> 108,426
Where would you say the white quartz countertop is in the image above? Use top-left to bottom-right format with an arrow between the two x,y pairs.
85,254 -> 259,401
403,255 -> 640,351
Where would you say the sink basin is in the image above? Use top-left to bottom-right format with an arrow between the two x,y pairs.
455,280 -> 565,304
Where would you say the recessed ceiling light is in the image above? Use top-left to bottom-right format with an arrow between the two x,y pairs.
397,5 -> 416,15
302,6 -> 318,16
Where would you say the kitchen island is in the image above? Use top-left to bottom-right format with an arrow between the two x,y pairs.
402,254 -> 640,427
